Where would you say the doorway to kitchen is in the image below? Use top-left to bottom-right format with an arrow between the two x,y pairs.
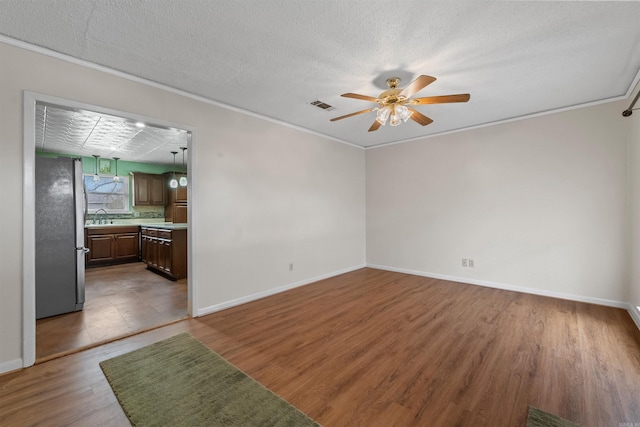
23,92 -> 197,366
36,263 -> 187,361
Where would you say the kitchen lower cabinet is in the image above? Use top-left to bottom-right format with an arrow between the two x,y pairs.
85,226 -> 140,267
114,233 -> 139,259
140,226 -> 187,280
158,239 -> 172,274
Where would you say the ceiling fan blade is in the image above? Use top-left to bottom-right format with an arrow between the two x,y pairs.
368,120 -> 381,132
341,93 -> 379,102
407,108 -> 433,126
411,94 -> 471,105
330,108 -> 376,122
399,75 -> 436,98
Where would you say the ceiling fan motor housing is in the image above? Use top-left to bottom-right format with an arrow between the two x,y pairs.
378,89 -> 405,107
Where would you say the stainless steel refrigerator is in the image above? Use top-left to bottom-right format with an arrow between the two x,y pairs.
35,157 -> 88,319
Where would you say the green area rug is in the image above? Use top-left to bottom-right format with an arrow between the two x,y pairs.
100,333 -> 319,426
527,406 -> 579,427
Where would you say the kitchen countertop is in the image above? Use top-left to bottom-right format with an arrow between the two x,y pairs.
85,223 -> 141,228
139,223 -> 188,230
85,222 -> 188,230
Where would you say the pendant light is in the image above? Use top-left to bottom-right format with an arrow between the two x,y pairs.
169,151 -> 178,189
112,157 -> 120,183
179,147 -> 188,187
92,154 -> 100,182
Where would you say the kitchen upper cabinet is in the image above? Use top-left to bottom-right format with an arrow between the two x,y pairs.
85,226 -> 140,267
165,202 -> 188,224
164,172 -> 188,223
173,173 -> 188,203
133,173 -> 165,206
164,172 -> 188,203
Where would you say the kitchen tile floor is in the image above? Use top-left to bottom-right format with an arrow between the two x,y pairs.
35,262 -> 188,362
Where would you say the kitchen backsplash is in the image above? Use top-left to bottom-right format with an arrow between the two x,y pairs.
86,205 -> 165,225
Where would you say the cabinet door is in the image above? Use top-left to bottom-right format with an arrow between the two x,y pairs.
141,235 -> 149,263
165,173 -> 188,204
176,175 -> 188,203
114,233 -> 139,260
148,238 -> 159,267
174,203 -> 188,223
87,234 -> 114,262
134,174 -> 151,205
158,239 -> 172,273
150,175 -> 165,205
134,173 -> 165,206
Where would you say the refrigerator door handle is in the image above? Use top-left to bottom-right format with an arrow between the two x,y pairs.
73,159 -> 87,310
84,183 -> 88,223
75,247 -> 86,308
73,158 -> 86,248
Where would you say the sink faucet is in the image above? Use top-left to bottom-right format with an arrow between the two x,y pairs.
93,209 -> 108,225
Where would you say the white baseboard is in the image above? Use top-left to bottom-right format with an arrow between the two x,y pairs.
197,264 -> 366,317
627,303 -> 640,331
367,264 -> 631,309
0,358 -> 23,375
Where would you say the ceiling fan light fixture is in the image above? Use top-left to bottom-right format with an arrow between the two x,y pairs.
397,105 -> 412,123
376,106 -> 391,125
390,109 -> 402,126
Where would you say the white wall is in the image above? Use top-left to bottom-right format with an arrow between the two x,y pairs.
630,89 -> 640,323
199,112 -> 366,310
367,101 -> 630,304
0,41 -> 366,372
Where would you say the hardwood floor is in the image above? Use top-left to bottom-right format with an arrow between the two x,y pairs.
36,262 -> 188,362
4,268 -> 640,426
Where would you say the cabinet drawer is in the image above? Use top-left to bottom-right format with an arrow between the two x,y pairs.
144,228 -> 158,237
158,230 -> 172,240
87,226 -> 139,235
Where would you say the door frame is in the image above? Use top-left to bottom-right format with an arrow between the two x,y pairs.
22,91 -> 199,367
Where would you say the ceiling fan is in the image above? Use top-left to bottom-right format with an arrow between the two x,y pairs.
330,75 -> 470,132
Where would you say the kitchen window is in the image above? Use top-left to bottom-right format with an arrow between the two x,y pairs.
84,175 -> 130,213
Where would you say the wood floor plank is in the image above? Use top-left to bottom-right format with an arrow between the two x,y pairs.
3,268 -> 640,426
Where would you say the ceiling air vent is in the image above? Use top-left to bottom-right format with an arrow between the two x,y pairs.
310,100 -> 334,111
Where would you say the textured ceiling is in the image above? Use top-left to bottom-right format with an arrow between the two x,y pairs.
35,103 -> 190,165
2,1 -> 640,152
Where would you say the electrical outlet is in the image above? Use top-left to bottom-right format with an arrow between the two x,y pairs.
289,263 -> 293,271
469,259 -> 475,268
462,258 -> 468,267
